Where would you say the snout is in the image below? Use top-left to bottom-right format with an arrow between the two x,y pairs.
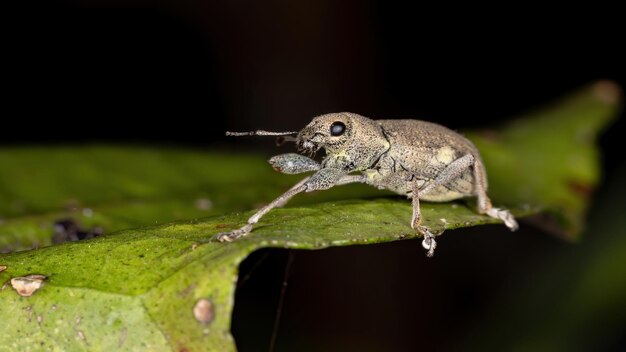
296,126 -> 314,147
296,126 -> 320,153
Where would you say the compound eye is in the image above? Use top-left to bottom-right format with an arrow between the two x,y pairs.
330,121 -> 345,136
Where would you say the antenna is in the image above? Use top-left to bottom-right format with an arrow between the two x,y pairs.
225,130 -> 298,137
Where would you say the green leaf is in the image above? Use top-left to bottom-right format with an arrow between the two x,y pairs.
459,164 -> 626,352
467,80 -> 622,239
0,81 -> 621,350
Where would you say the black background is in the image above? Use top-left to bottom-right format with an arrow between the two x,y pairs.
4,2 -> 624,151
4,1 -> 625,351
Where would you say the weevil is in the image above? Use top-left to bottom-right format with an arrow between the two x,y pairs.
217,112 -> 518,257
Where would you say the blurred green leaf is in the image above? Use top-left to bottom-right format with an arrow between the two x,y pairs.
0,81 -> 620,350
459,165 -> 626,352
468,80 -> 622,240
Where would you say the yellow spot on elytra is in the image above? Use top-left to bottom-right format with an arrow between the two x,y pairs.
365,170 -> 379,180
436,146 -> 455,164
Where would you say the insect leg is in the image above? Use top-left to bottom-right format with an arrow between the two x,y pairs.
411,181 -> 437,257
276,173 -> 364,207
215,169 -> 362,242
215,178 -> 310,242
335,174 -> 366,185
419,154 -> 475,195
274,177 -> 310,207
413,154 -> 480,257
473,158 -> 518,230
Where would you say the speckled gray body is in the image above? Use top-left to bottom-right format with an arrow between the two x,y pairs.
217,112 -> 518,257
363,119 -> 480,201
298,113 -> 480,200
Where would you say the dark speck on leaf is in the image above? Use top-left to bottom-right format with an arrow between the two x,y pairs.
52,219 -> 103,244
568,180 -> 593,198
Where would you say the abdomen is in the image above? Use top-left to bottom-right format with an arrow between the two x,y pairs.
374,119 -> 479,200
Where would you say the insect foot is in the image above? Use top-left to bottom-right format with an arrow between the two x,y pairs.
486,208 -> 518,231
418,226 -> 437,258
215,224 -> 253,242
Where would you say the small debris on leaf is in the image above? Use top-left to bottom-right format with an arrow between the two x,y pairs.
193,298 -> 214,325
568,180 -> 593,198
22,274 -> 45,280
24,305 -> 34,321
178,284 -> 197,298
82,208 -> 94,217
52,219 -> 103,244
593,79 -> 621,104
195,198 -> 213,211
118,328 -> 128,348
10,274 -> 47,297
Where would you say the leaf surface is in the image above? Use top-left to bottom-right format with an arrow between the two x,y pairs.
0,82 -> 620,350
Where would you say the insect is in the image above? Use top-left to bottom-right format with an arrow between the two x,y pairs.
216,112 -> 518,257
